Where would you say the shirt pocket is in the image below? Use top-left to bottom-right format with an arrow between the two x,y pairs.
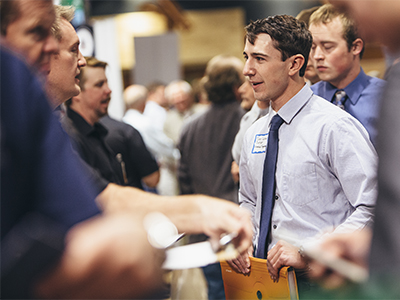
281,163 -> 318,206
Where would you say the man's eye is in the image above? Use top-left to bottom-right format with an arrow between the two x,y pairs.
30,27 -> 48,41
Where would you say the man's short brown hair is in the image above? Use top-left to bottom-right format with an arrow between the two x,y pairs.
245,15 -> 312,77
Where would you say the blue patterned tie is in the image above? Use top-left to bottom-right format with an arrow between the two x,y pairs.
256,114 -> 284,258
332,90 -> 347,110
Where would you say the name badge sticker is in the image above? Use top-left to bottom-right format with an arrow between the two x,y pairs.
252,133 -> 268,154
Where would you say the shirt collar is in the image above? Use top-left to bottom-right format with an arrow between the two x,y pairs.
67,107 -> 108,137
323,68 -> 369,105
273,83 -> 313,125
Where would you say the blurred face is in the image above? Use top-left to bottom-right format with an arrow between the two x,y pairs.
243,34 -> 291,109
169,88 -> 192,113
238,80 -> 256,111
309,17 -> 356,88
5,0 -> 58,73
331,0 -> 400,53
304,55 -> 320,85
46,19 -> 86,107
78,67 -> 112,123
153,86 -> 168,107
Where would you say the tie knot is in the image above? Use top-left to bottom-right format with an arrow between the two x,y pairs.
335,90 -> 346,101
270,114 -> 284,131
333,90 -> 347,109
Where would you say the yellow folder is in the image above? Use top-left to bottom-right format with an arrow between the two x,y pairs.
220,257 -> 298,300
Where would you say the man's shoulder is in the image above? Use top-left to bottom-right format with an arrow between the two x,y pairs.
101,116 -> 140,144
101,116 -> 138,134
310,81 -> 325,93
366,74 -> 386,89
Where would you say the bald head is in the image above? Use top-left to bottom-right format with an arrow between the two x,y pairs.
165,80 -> 193,113
124,85 -> 148,113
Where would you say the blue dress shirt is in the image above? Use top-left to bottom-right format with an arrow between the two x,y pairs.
311,68 -> 385,145
239,84 -> 377,252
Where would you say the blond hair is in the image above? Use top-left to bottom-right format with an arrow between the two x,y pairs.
309,3 -> 364,58
52,5 -> 75,41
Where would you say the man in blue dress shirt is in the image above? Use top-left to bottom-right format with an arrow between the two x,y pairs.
309,4 -> 386,145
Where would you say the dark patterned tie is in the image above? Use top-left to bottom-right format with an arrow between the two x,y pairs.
256,114 -> 284,258
332,90 -> 347,110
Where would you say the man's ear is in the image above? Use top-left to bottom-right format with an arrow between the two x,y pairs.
352,38 -> 364,56
70,93 -> 82,105
288,54 -> 305,76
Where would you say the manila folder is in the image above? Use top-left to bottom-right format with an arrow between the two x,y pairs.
220,257 -> 298,300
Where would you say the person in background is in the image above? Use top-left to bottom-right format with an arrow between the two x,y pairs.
229,15 -> 377,299
178,54 -> 246,300
122,84 -> 180,195
63,57 -> 127,185
305,1 -> 400,299
296,6 -> 321,85
309,3 -> 385,145
143,81 -> 168,130
164,80 -> 208,144
231,79 -> 269,184
192,76 -> 210,105
64,55 -> 160,191
161,80 -> 208,195
101,114 -> 160,190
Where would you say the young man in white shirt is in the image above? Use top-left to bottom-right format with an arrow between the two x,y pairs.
229,15 -> 377,296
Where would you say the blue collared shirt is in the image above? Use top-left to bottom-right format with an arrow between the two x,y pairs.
311,68 -> 385,145
239,84 -> 377,251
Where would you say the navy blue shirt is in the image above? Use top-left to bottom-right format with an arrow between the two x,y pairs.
311,68 -> 386,145
1,47 -> 101,239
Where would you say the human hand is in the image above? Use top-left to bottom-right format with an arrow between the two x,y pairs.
34,212 -> 166,299
267,240 -> 307,282
192,196 -> 253,254
227,244 -> 253,274
307,229 -> 371,289
97,185 -> 253,255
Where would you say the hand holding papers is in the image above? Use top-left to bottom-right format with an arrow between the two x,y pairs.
144,212 -> 241,270
163,240 -> 238,270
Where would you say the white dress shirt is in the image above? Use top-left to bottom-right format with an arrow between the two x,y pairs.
123,109 -> 179,162
143,101 -> 167,131
239,84 -> 377,251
